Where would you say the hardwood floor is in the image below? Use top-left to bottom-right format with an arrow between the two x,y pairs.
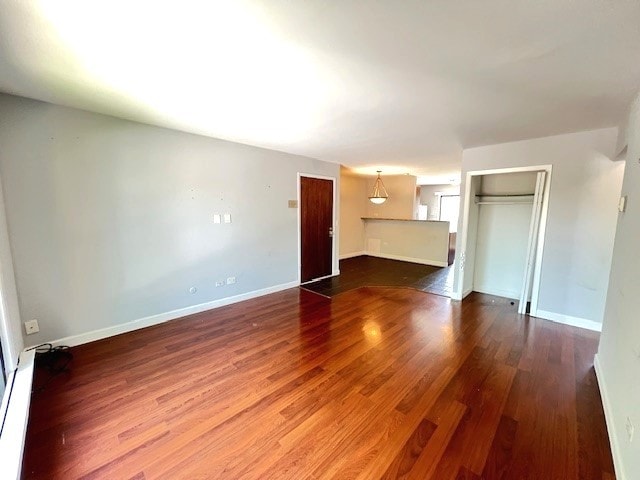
302,255 -> 454,297
23,288 -> 614,479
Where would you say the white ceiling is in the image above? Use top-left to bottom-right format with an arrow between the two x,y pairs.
1,1 -> 639,182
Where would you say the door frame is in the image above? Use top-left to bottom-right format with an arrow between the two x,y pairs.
297,173 -> 339,284
518,171 -> 547,314
452,164 -> 552,317
0,182 -> 23,373
438,194 -> 460,222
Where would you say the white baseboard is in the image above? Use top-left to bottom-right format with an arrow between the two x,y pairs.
534,309 -> 602,332
451,287 -> 473,301
365,252 -> 448,268
0,349 -> 35,480
339,251 -> 365,260
301,273 -> 339,285
594,354 -> 627,480
339,251 -> 447,267
472,285 -> 520,300
37,280 -> 300,349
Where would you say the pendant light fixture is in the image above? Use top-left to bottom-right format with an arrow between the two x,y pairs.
369,170 -> 389,204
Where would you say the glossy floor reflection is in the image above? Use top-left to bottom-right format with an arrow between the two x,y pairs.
302,255 -> 454,298
23,288 -> 614,479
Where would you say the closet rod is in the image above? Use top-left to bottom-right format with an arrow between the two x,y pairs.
475,193 -> 535,198
476,200 -> 534,205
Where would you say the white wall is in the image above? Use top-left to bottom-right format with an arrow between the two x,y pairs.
473,205 -> 532,299
479,171 -> 537,196
597,91 -> 640,480
0,94 -> 340,345
455,127 -> 624,324
418,184 -> 460,220
363,219 -> 449,267
366,175 -> 417,219
339,170 -> 367,257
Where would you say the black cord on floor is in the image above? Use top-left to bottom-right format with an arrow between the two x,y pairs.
32,343 -> 73,394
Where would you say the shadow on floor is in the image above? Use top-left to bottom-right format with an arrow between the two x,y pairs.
301,255 -> 454,298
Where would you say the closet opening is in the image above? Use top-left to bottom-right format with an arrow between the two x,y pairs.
454,165 -> 552,315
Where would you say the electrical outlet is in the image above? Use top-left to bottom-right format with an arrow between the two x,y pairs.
626,417 -> 635,443
227,276 -> 236,285
24,319 -> 39,335
215,280 -> 225,287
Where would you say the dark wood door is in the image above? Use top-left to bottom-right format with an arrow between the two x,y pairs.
300,176 -> 333,283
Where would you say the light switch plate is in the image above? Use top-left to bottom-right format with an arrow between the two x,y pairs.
224,214 -> 231,223
213,214 -> 221,224
619,196 -> 627,212
288,200 -> 298,208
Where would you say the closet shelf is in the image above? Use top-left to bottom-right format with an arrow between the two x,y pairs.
475,193 -> 535,205
475,193 -> 535,198
476,201 -> 534,205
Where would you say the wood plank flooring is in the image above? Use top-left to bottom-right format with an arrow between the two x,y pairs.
22,288 -> 614,479
302,255 -> 454,297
